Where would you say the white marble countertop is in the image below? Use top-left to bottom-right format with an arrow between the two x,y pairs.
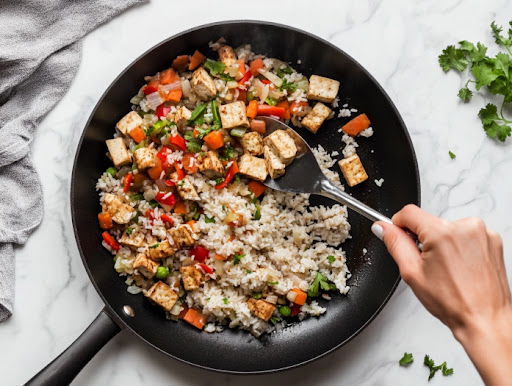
2,0 -> 511,384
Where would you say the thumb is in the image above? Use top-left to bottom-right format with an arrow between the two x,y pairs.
371,221 -> 421,272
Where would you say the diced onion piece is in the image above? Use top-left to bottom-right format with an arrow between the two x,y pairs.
214,260 -> 225,276
145,92 -> 163,111
181,79 -> 192,97
226,80 -> 239,89
257,69 -> 283,87
286,290 -> 297,303
160,80 -> 181,93
266,295 -> 278,304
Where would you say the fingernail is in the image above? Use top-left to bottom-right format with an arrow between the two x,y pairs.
371,223 -> 384,240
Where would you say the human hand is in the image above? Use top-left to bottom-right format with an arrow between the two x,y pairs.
372,205 -> 512,385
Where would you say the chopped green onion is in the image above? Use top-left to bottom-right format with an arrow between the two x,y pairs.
214,177 -> 225,185
253,292 -> 262,299
278,305 -> 291,317
267,281 -> 279,285
211,100 -> 222,126
270,316 -> 281,325
106,167 -> 117,177
254,206 -> 261,220
222,297 -> 229,304
204,215 -> 216,223
230,127 -> 246,137
149,243 -> 160,249
188,103 -> 207,123
265,97 -> 277,106
125,227 -> 134,235
327,255 -> 335,264
232,253 -> 245,265
155,266 -> 169,280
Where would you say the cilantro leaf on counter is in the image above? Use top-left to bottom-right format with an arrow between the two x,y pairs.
439,20 -> 512,142
399,352 -> 414,366
424,355 -> 454,381
448,150 -> 456,159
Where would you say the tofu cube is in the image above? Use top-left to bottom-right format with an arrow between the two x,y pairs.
119,230 -> 145,249
133,147 -> 156,170
219,101 -> 249,129
191,67 -> 217,100
338,154 -> 368,187
147,240 -> 177,260
247,298 -> 276,321
238,154 -> 268,182
264,130 -> 297,165
218,45 -> 237,67
133,253 -> 159,279
180,265 -> 204,291
175,176 -> 200,201
198,151 -> 224,177
170,225 -> 195,248
307,75 -> 340,103
106,138 -> 132,167
240,131 -> 263,156
264,146 -> 285,179
301,102 -> 332,134
145,281 -> 178,312
102,193 -> 135,224
172,106 -> 192,130
116,111 -> 143,135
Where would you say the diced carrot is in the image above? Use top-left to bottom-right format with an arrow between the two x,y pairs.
174,201 -> 187,215
249,58 -> 264,76
276,100 -> 291,120
246,100 -> 258,119
188,50 -> 206,71
178,305 -> 188,319
238,58 -> 246,76
250,119 -> 266,134
98,212 -> 113,230
203,130 -> 224,150
165,88 -> 182,103
341,113 -> 371,136
290,101 -> 309,117
247,181 -> 266,197
192,129 -> 200,138
172,55 -> 190,71
237,89 -> 247,101
228,234 -> 236,242
290,288 -> 307,306
147,79 -> 159,90
183,308 -> 205,329
182,153 -> 198,174
214,254 -> 227,261
186,220 -> 196,231
159,68 -> 178,85
148,158 -> 164,180
128,126 -> 145,143
132,173 -> 146,189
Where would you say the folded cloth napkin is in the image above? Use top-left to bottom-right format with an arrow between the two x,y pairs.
0,0 -> 146,322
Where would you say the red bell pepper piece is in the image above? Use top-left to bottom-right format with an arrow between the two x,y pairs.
197,263 -> 214,274
164,179 -> 176,187
156,146 -> 171,171
122,173 -> 133,192
160,213 -> 174,225
102,231 -> 120,251
291,304 -> 301,317
256,104 -> 286,119
169,134 -> 186,151
156,103 -> 171,118
174,162 -> 185,180
215,161 -> 239,190
143,85 -> 158,95
155,191 -> 177,206
238,70 -> 252,88
190,245 -> 209,263
260,79 -> 271,84
145,209 -> 155,220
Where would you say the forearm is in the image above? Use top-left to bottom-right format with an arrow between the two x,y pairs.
454,307 -> 512,386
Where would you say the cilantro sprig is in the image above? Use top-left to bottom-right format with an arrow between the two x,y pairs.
424,355 -> 454,381
399,352 -> 414,366
439,20 -> 512,142
308,272 -> 337,297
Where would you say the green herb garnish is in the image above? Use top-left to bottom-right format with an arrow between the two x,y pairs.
186,138 -> 203,153
232,253 -> 245,265
211,100 -> 222,127
219,145 -> 237,160
148,200 -> 159,208
204,59 -> 234,81
264,97 -> 277,106
253,206 -> 261,220
188,103 -> 207,123
222,297 -> 229,304
448,150 -> 456,159
267,281 -> 279,286
280,78 -> 298,92
270,316 -> 281,325
214,177 -> 225,185
399,352 -> 414,367
327,255 -> 335,264
424,355 -> 454,381
252,292 -> 262,299
308,272 -> 336,297
149,243 -> 160,249
129,193 -> 143,201
278,305 -> 291,317
106,167 -> 117,177
204,215 -> 216,223
276,65 -> 293,78
125,227 -> 134,235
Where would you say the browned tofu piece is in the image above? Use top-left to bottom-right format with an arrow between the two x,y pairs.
105,138 -> 131,167
307,75 -> 340,103
147,240 -> 178,260
102,193 -> 136,224
180,265 -> 204,291
133,253 -> 159,279
175,176 -> 200,201
218,45 -> 237,67
247,298 -> 276,321
119,229 -> 145,249
264,145 -> 285,179
240,131 -> 263,156
172,106 -> 192,130
238,153 -> 268,182
170,225 -> 195,248
338,154 -> 368,187
198,150 -> 224,177
133,147 -> 156,170
219,101 -> 249,129
301,102 -> 332,134
116,111 -> 143,135
145,281 -> 178,312
191,67 -> 217,100
264,129 -> 297,165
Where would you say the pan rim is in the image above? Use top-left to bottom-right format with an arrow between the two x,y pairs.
70,19 -> 421,374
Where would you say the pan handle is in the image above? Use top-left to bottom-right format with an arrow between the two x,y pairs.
25,307 -> 121,386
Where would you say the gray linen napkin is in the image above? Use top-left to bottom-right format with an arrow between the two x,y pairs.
0,0 -> 146,322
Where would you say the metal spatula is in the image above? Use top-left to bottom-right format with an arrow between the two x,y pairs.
258,116 -> 392,225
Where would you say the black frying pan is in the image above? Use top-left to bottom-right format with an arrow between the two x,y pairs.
27,20 -> 420,385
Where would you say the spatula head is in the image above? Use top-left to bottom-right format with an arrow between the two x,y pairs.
257,116 -> 327,194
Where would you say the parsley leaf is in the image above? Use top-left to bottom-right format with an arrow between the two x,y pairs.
438,45 -> 469,72
424,355 -> 454,381
478,103 -> 512,141
399,352 -> 414,366
448,150 -> 456,159
491,21 -> 512,49
458,87 -> 473,102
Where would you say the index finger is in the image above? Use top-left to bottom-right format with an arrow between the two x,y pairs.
391,204 -> 442,237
